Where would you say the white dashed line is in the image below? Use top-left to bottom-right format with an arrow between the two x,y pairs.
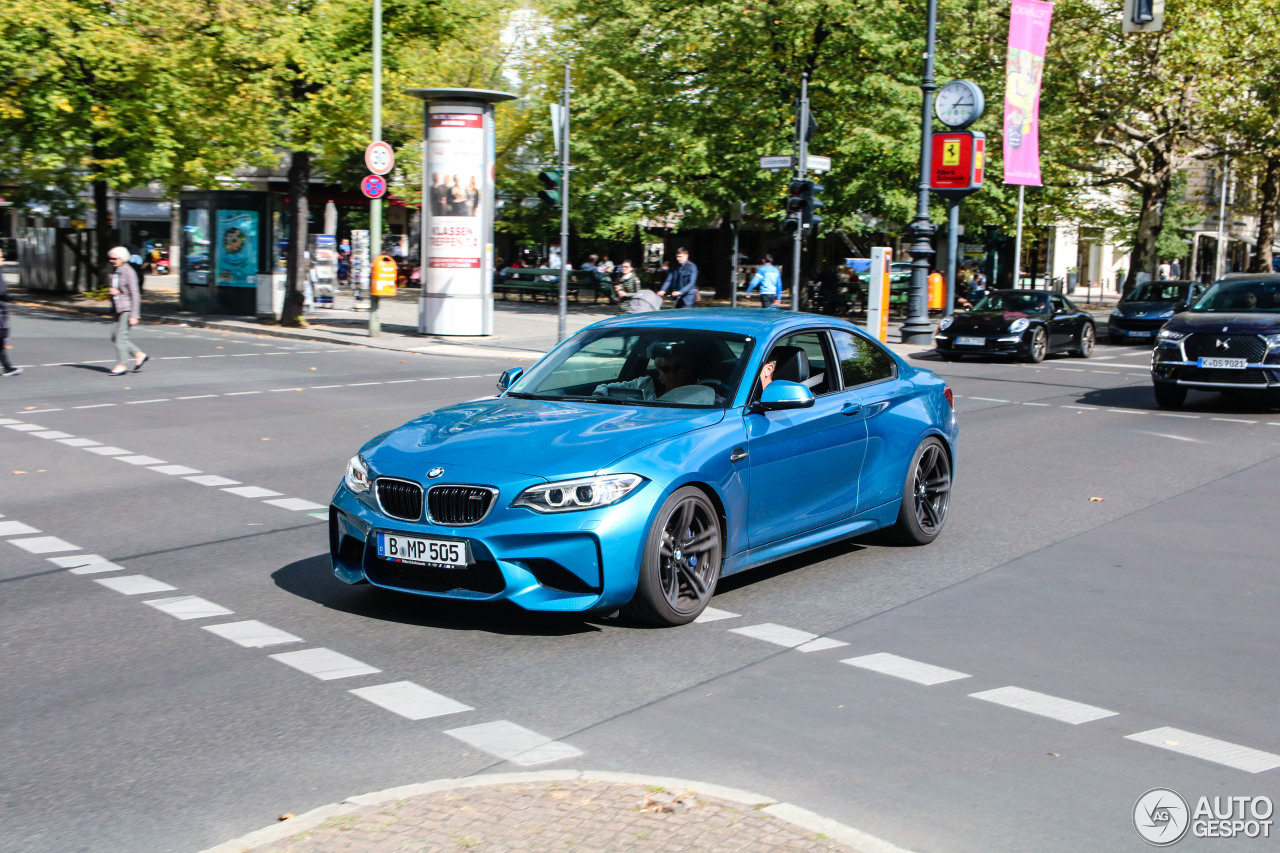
347,382 -> 383,387
24,408 -> 63,414
160,356 -> 192,360
125,399 -> 171,405
177,395 -> 218,400
1157,412 -> 1199,418
203,620 -> 303,648
73,403 -> 116,409
149,465 -> 203,476
1125,727 -> 1280,773
0,521 -> 42,536
1211,417 -> 1256,424
1106,409 -> 1146,415
185,475 -> 241,487
144,596 -> 235,620
968,397 -> 1010,403
224,390 -> 261,396
842,653 -> 971,685
0,418 -> 23,424
31,430 -> 74,439
85,446 -> 131,456
729,623 -> 819,648
269,648 -> 381,680
1056,368 -> 1085,372
263,498 -> 326,512
694,607 -> 740,623
9,536 -> 79,554
349,681 -> 473,720
970,686 -> 1117,724
223,486 -> 283,499
47,554 -> 109,569
795,637 -> 850,653
1060,405 -> 1096,411
6,423 -> 46,431
384,379 -> 417,384
93,575 -> 179,595
117,455 -> 167,466
57,437 -> 101,447
1020,402 -> 1051,406
445,721 -> 583,766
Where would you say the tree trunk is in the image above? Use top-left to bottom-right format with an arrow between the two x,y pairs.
1129,176 -> 1170,292
93,173 -> 110,290
279,150 -> 310,327
1250,148 -> 1280,273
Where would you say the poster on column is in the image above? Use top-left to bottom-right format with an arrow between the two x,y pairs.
426,108 -> 484,295
1003,0 -> 1054,186
215,210 -> 258,287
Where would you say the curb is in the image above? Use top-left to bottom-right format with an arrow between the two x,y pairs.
197,769 -> 917,853
13,297 -> 548,361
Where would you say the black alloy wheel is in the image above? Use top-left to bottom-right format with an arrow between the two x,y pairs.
888,437 -> 952,545
1026,327 -> 1048,363
1075,322 -> 1096,358
624,486 -> 723,626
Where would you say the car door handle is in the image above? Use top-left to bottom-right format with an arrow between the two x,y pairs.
730,447 -> 747,462
841,402 -> 863,416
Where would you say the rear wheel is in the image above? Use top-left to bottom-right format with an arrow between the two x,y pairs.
1074,322 -> 1096,358
1153,382 -> 1186,409
1025,327 -> 1048,363
624,486 -> 722,626
887,437 -> 951,545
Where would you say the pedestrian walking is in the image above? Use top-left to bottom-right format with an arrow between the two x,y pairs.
1170,258 -> 1182,279
107,246 -> 148,377
1158,260 -> 1171,280
745,254 -> 781,308
0,247 -> 20,376
659,247 -> 699,308
613,259 -> 643,307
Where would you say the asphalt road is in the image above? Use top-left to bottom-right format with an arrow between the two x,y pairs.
3,306 -> 1278,852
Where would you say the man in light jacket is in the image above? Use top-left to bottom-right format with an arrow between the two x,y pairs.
659,247 -> 699,308
745,254 -> 782,308
107,246 -> 148,376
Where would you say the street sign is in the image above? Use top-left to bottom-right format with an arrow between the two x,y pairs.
365,141 -> 395,175
929,132 -> 985,197
361,174 -> 387,199
372,253 -> 398,297
804,154 -> 832,172
759,155 -> 794,171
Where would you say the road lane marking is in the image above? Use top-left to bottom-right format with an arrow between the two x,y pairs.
73,404 -> 116,409
0,418 -> 23,424
224,390 -> 261,395
970,686 -> 1117,724
445,721 -> 583,766
6,423 -> 47,431
385,379 -> 416,384
148,465 -> 203,476
57,437 -> 101,447
177,395 -> 217,400
85,446 -> 131,455
186,475 -> 241,487
1138,432 -> 1203,443
0,521 -> 42,536
349,681 -> 473,721
730,623 -> 819,648
223,486 -> 283,499
160,356 -> 192,360
1156,412 -> 1198,418
125,399 -> 171,405
1020,402 -> 1051,406
94,575 -> 179,595
269,648 -> 381,680
262,498 -> 326,512
203,620 -> 303,648
694,607 -> 740,623
968,397 -> 1010,403
347,381 -> 384,386
842,653 -> 971,685
9,536 -> 79,554
1125,727 -> 1280,773
47,554 -> 108,569
795,637 -> 850,653
24,408 -> 64,414
1060,405 -> 1096,411
144,596 -> 235,620
117,455 -> 167,466
1211,417 -> 1257,424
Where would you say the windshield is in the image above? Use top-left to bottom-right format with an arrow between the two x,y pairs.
1124,282 -> 1188,303
1191,280 -> 1280,313
972,291 -> 1049,314
509,327 -> 754,408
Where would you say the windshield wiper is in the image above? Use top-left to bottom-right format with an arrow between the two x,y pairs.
504,391 -> 544,400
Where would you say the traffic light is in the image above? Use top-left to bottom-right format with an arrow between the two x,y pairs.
804,180 -> 824,230
537,170 -> 562,207
1132,0 -> 1154,24
781,179 -> 806,233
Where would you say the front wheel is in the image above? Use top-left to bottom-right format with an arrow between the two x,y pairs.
887,437 -> 952,545
1074,323 -> 1096,358
624,486 -> 723,626
1025,327 -> 1048,363
1153,382 -> 1186,409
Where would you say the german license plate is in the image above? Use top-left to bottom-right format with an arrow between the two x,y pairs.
956,336 -> 986,347
376,532 -> 469,566
1127,329 -> 1155,337
1197,357 -> 1247,369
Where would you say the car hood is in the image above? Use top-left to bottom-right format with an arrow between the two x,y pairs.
1164,311 -> 1280,335
946,311 -> 1039,333
1115,300 -> 1179,318
363,396 -> 726,480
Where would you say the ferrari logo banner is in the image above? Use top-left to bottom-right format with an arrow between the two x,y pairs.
1003,0 -> 1054,186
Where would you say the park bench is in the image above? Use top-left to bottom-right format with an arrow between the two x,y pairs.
495,268 -> 613,304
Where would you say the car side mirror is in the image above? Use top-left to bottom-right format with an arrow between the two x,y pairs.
497,367 -> 524,392
752,380 -> 815,412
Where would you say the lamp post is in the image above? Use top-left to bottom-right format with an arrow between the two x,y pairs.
900,0 -> 940,344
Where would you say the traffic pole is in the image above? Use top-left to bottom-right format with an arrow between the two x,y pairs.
792,73 -> 810,312
945,198 -> 959,315
901,0 -> 939,343
557,63 -> 570,344
368,0 -> 382,337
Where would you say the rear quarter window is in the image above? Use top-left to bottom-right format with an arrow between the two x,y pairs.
831,330 -> 897,388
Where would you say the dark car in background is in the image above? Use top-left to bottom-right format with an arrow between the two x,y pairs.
934,289 -> 1096,362
1151,275 -> 1280,408
1108,280 -> 1204,344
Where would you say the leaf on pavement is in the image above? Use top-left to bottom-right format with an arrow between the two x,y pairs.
278,813 -> 294,821
1088,496 -> 1104,501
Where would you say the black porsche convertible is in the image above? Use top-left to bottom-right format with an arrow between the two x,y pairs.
933,289 -> 1096,362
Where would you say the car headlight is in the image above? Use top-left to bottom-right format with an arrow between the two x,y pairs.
1110,309 -> 1122,318
512,474 -> 644,513
1009,318 -> 1030,333
1156,309 -> 1175,319
1157,329 -> 1186,342
1265,333 -> 1280,348
938,316 -> 954,331
344,454 -> 371,494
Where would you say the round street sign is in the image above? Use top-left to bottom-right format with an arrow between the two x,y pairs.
361,174 -> 387,199
365,141 -> 395,175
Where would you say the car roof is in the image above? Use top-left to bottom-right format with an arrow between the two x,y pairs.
988,289 -> 1054,295
592,308 -> 861,338
1219,273 -> 1280,282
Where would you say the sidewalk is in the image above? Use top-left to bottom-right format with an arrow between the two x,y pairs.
200,770 -> 911,853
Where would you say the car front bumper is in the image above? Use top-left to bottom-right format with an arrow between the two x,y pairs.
329,476 -> 662,613
934,332 -> 1029,357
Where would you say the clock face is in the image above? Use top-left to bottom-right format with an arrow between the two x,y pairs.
936,80 -> 984,129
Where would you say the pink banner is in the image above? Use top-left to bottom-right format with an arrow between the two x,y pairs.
1003,0 -> 1054,186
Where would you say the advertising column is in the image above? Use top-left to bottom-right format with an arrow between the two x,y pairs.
407,88 -> 516,336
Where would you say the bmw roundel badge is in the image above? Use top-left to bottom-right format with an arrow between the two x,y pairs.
427,467 -> 445,479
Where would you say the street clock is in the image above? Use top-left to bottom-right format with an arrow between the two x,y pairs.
935,80 -> 985,130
